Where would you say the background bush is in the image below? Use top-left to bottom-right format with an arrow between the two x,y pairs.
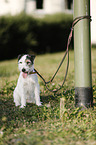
0,13 -> 73,60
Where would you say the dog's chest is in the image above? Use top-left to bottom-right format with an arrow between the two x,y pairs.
23,76 -> 35,88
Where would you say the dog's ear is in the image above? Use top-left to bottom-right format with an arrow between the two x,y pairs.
18,54 -> 23,61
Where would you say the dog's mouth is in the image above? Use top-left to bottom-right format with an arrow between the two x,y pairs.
22,71 -> 28,78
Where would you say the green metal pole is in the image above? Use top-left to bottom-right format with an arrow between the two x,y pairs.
74,0 -> 93,108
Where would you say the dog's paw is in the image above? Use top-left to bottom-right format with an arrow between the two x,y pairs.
15,104 -> 20,107
20,105 -> 26,108
36,102 -> 42,106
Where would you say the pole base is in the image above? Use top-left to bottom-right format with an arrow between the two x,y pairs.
75,87 -> 93,108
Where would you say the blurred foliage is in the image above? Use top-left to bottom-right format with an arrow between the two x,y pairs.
0,13 -> 73,60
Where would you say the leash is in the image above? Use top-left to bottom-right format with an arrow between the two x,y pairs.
34,15 -> 92,93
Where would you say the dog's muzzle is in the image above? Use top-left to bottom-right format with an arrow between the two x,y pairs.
22,68 -> 28,78
21,68 -> 36,78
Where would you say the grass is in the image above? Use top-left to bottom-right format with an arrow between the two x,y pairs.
0,49 -> 96,145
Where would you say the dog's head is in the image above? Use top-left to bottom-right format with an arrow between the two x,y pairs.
18,54 -> 35,78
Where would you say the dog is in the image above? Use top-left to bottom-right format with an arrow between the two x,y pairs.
13,54 -> 42,108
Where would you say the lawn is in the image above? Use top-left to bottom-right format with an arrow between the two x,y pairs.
0,49 -> 96,145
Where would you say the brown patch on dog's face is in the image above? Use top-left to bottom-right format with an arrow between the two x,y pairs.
26,55 -> 35,64
25,59 -> 32,66
26,55 -> 35,66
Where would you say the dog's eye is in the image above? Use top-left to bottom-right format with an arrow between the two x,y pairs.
19,62 -> 22,64
27,61 -> 31,65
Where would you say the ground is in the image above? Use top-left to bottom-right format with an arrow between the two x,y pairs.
0,49 -> 96,145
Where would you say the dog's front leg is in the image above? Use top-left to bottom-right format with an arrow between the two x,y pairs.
20,90 -> 26,108
35,84 -> 42,106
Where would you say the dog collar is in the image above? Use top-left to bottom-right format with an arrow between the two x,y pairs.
28,71 -> 37,75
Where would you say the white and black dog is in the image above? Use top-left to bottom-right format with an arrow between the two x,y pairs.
13,54 -> 42,108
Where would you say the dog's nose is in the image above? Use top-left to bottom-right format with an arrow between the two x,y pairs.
22,68 -> 26,72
